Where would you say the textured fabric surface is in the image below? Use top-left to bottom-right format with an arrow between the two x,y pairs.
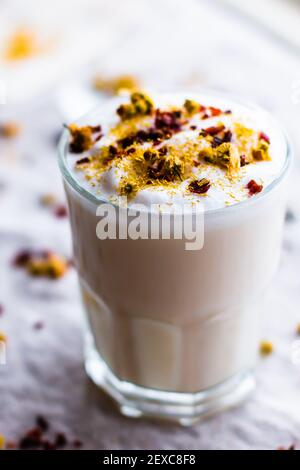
0,0 -> 300,450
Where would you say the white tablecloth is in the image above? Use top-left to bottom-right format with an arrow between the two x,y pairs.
1,0 -> 300,450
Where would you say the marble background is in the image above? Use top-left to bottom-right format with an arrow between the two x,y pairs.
0,0 -> 300,450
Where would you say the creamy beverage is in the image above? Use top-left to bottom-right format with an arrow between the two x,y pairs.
59,92 -> 290,423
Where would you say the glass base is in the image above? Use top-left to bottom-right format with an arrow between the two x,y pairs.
84,333 -> 255,425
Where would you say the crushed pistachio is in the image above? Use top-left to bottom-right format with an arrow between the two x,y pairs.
252,139 -> 271,161
146,153 -> 184,182
117,92 -> 154,120
260,340 -> 273,356
198,144 -> 214,161
4,29 -> 40,61
234,122 -> 271,163
13,249 -> 69,279
205,142 -> 240,174
0,122 -> 21,138
93,74 -> 140,95
183,99 -> 200,116
0,331 -> 7,343
0,434 -> 5,450
40,193 -> 57,207
67,124 -> 102,153
27,253 -> 68,279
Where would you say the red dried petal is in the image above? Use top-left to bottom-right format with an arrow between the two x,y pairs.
188,178 -> 211,194
209,106 -> 222,117
54,204 -> 68,218
76,157 -> 90,165
36,415 -> 49,432
55,432 -> 67,448
202,125 -> 225,136
19,427 -> 43,449
13,249 -> 32,266
73,439 -> 83,448
246,179 -> 263,196
33,321 -> 44,331
259,132 -> 270,144
240,155 -> 247,167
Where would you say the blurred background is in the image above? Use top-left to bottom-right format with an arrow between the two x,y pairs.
1,0 -> 300,450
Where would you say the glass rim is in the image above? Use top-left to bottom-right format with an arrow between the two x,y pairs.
58,90 -> 292,217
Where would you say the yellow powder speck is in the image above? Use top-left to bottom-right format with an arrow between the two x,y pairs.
260,340 -> 273,356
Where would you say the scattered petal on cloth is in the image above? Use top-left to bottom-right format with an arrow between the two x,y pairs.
0,0 -> 300,450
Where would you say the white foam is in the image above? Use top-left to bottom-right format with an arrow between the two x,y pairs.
66,92 -> 287,211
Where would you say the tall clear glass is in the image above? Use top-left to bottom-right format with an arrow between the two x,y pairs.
58,95 -> 291,425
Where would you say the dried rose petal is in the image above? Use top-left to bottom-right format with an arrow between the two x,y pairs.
42,440 -> 56,450
19,427 -> 43,449
240,155 -> 247,167
277,445 -> 295,451
223,130 -> 232,142
33,321 -> 44,331
36,415 -> 49,432
54,204 -> 68,218
13,249 -> 32,266
55,432 -> 67,448
67,124 -> 102,153
246,179 -> 263,196
209,106 -> 222,117
154,109 -> 183,132
73,439 -> 83,448
188,178 -> 211,194
211,136 -> 224,148
76,157 -> 90,165
259,132 -> 270,144
202,125 -> 225,136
